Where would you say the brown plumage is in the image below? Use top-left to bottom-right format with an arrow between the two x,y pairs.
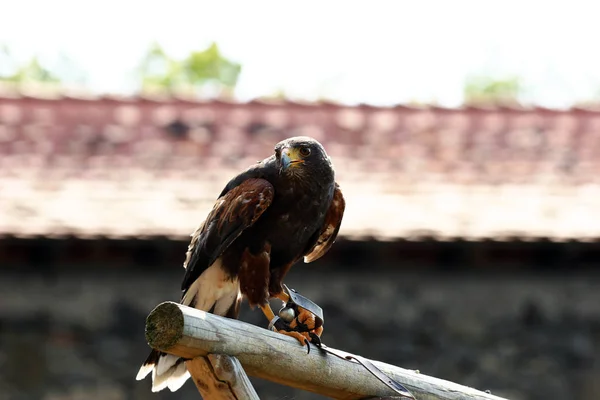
136,136 -> 345,392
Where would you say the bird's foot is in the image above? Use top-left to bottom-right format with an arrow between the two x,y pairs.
272,305 -> 323,353
276,329 -> 312,353
290,305 -> 323,334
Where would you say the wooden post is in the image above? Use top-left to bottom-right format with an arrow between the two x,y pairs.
144,301 -> 509,400
185,355 -> 259,400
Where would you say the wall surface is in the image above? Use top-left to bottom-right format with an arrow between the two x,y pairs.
0,264 -> 598,400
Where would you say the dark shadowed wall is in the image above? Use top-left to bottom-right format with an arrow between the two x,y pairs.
0,238 -> 599,400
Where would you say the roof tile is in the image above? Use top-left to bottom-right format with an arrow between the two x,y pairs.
1,96 -> 599,240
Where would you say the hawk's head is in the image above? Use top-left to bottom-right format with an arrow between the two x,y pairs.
274,136 -> 333,182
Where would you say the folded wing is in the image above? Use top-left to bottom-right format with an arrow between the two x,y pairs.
304,183 -> 345,263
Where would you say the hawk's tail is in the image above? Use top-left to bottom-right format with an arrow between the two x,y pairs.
136,261 -> 241,392
135,349 -> 189,392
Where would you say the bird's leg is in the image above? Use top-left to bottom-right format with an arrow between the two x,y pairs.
273,290 -> 324,346
278,331 -> 311,352
259,302 -> 310,351
259,303 -> 277,324
259,302 -> 293,333
273,292 -> 290,303
273,291 -> 320,334
289,306 -> 323,344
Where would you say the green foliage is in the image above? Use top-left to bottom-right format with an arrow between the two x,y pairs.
185,43 -> 241,88
138,42 -> 241,98
137,43 -> 184,90
463,75 -> 522,105
3,58 -> 60,83
0,46 -> 60,84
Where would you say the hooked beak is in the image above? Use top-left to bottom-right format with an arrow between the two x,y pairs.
281,147 -> 304,171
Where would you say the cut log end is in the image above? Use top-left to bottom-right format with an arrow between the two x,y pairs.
145,301 -> 184,351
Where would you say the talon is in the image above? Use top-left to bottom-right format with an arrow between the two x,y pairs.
277,330 -> 311,353
309,332 -> 322,347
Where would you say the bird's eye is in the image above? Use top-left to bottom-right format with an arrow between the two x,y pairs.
299,147 -> 311,157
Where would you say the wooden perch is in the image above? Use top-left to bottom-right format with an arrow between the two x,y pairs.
185,354 -> 259,400
145,301 -> 509,400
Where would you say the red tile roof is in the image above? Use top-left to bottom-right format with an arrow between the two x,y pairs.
1,94 -> 599,241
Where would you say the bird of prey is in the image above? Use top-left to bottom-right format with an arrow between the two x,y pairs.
136,136 -> 345,392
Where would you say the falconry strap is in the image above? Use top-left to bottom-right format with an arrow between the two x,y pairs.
284,284 -> 325,326
269,285 -> 415,400
268,284 -> 324,331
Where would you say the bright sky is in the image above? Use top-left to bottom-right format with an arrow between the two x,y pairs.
2,0 -> 600,107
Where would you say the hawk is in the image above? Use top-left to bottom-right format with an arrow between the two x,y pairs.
136,136 -> 345,392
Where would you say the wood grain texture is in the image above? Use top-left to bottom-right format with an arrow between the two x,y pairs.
208,354 -> 260,399
185,355 -> 259,400
145,302 -> 509,400
186,357 -> 236,400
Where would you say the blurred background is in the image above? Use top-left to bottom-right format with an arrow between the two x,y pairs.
1,1 -> 600,399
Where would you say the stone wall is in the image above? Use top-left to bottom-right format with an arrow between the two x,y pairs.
0,266 -> 599,400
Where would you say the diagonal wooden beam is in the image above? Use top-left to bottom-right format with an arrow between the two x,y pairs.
185,354 -> 259,400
